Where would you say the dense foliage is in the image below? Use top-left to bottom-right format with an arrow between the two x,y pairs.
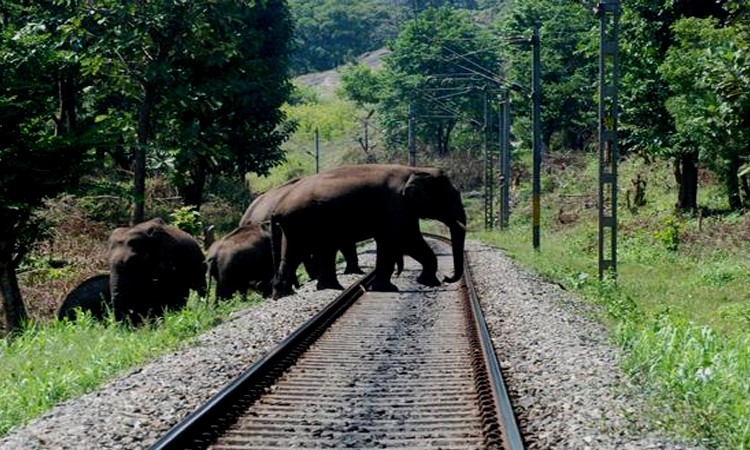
0,3 -> 93,332
288,0 -> 481,75
70,0 -> 295,218
0,0 -> 295,332
288,0 -> 392,75
493,0 -> 596,152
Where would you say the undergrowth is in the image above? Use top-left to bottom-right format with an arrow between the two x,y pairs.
473,150 -> 750,449
0,292 -> 262,437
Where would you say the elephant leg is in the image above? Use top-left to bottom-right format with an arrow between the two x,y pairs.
110,270 -> 145,325
340,242 -> 364,274
258,279 -> 273,298
273,232 -> 302,299
316,247 -> 344,291
302,253 -> 317,281
371,239 -> 399,292
273,258 -> 296,298
216,275 -> 236,301
404,230 -> 440,287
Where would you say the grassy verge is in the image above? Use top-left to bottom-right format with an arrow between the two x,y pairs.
0,293 -> 262,437
471,152 -> 750,449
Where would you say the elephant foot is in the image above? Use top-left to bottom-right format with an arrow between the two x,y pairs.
272,281 -> 295,299
316,279 -> 345,291
344,265 -> 365,275
417,273 -> 441,287
370,279 -> 399,292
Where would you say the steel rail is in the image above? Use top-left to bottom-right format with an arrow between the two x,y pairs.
424,232 -> 525,450
149,270 -> 376,450
462,243 -> 525,450
150,235 -> 525,450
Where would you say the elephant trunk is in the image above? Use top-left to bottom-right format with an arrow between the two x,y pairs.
443,220 -> 466,283
110,268 -> 139,323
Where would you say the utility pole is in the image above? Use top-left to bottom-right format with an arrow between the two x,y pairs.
408,102 -> 416,167
499,89 -> 511,229
484,89 -> 494,230
314,127 -> 320,173
596,1 -> 620,279
531,23 -> 542,249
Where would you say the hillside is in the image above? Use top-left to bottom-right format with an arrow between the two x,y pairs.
294,48 -> 390,96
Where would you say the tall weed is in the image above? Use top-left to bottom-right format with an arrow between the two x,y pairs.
475,150 -> 750,449
616,317 -> 750,449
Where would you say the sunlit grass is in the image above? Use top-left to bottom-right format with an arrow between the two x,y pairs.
471,152 -> 750,449
0,292 -> 262,437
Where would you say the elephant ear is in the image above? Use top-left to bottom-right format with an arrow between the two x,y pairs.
402,170 -> 432,202
402,170 -> 445,213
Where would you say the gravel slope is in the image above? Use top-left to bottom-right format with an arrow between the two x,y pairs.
0,241 -> 702,449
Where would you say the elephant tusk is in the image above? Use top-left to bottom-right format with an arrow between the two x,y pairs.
454,220 -> 466,231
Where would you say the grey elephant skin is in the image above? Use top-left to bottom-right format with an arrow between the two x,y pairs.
206,223 -> 274,300
107,218 -> 206,324
57,273 -> 112,321
240,178 -> 364,281
271,164 -> 466,297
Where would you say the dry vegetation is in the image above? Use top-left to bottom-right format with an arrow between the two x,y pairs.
2,176 -> 246,334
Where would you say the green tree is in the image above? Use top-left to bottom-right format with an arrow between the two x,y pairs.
0,3 -> 91,333
289,0 -> 392,74
164,0 -> 296,209
72,0 -> 194,224
662,17 -> 750,210
73,0 -> 295,216
378,7 -> 498,156
339,63 -> 384,162
620,1 -> 727,210
339,63 -> 383,107
493,0 -> 596,152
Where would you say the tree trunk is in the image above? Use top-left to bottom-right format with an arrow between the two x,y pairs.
56,76 -> 77,136
436,122 -> 454,155
181,158 -> 207,211
740,174 -> 750,208
0,239 -> 27,335
674,152 -> 698,210
132,83 -> 156,225
726,154 -> 742,210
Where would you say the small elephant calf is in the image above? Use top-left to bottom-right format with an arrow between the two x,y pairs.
207,223 -> 275,300
57,273 -> 112,321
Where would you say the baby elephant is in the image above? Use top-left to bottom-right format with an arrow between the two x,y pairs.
207,223 -> 275,300
57,273 -> 112,321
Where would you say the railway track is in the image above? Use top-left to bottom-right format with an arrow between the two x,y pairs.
150,236 -> 524,450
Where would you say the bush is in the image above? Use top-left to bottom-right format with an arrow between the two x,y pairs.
169,206 -> 203,238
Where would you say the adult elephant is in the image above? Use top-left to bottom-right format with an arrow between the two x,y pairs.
271,164 -> 466,297
206,223 -> 274,299
240,178 -> 363,276
107,218 -> 206,324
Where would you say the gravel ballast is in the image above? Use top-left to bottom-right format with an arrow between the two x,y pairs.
0,241 -> 701,449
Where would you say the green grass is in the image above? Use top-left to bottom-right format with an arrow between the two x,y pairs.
471,152 -> 750,449
0,292 -> 262,436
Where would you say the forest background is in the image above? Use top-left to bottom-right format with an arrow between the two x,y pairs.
2,0 -> 750,448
